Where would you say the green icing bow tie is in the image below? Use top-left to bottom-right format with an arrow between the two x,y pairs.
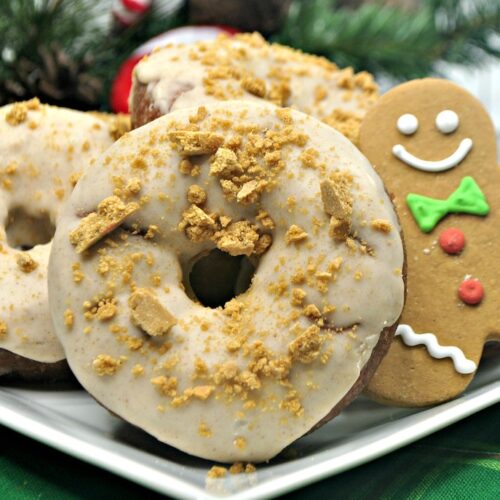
407,176 -> 490,233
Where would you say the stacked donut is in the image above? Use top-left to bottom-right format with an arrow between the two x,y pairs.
0,98 -> 129,379
1,34 -> 405,463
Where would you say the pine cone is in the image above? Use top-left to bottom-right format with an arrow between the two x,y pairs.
0,44 -> 103,110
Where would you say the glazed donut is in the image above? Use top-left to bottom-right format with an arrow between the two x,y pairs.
49,101 -> 404,462
0,99 -> 127,380
131,32 -> 378,144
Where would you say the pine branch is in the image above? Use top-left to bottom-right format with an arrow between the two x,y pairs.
274,0 -> 500,79
0,0 -> 185,109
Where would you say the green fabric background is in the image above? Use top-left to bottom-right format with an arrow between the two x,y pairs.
1,404 -> 498,499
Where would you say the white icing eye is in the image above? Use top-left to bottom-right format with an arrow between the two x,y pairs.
436,110 -> 459,134
397,114 -> 418,135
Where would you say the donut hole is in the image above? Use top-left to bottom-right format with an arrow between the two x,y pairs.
187,249 -> 256,308
6,207 -> 55,250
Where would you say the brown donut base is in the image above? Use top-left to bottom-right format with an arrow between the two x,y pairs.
0,349 -> 72,382
131,82 -> 162,129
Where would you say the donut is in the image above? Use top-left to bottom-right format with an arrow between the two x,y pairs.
0,99 -> 127,380
131,32 -> 378,144
48,101 -> 404,461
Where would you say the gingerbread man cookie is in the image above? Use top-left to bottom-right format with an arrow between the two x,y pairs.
359,78 -> 500,406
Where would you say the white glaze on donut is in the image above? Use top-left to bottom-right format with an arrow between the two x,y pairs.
133,33 -> 378,143
49,101 -> 404,462
392,138 -> 473,172
0,101 -> 118,362
396,324 -> 477,374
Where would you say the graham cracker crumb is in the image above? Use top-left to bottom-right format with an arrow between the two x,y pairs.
234,437 -> 247,449
210,148 -> 242,177
280,389 -> 304,417
288,325 -> 323,363
241,75 -> 266,97
187,185 -> 207,205
15,253 -> 38,273
69,172 -> 82,187
108,114 -> 131,140
256,209 -> 275,230
229,463 -> 257,475
0,320 -> 7,338
207,466 -> 227,479
285,225 -> 308,244
371,219 -> 392,233
64,309 -> 74,329
179,204 -> 217,242
151,375 -> 178,397
125,177 -> 142,195
303,304 -> 321,319
144,225 -> 159,239
132,364 -> 145,377
95,301 -> 117,321
199,422 -> 213,438
323,109 -> 362,145
329,217 -> 351,240
129,288 -> 176,337
69,196 -> 140,253
236,179 -> 267,204
5,98 -> 40,126
72,263 -> 85,283
219,215 -> 232,228
254,233 -> 272,255
93,354 -> 123,376
179,158 -> 200,177
168,130 -> 223,156
291,288 -> 306,306
320,175 -> 353,219
214,221 -> 259,256
189,385 -> 214,400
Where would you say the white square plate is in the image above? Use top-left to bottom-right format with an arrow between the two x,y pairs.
0,356 -> 498,500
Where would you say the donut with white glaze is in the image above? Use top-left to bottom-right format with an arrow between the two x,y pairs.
0,99 -> 127,380
131,32 -> 378,144
49,101 -> 404,461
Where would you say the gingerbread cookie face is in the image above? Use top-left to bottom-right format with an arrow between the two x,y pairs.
359,78 -> 500,406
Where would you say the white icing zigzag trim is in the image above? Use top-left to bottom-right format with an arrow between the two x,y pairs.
396,324 -> 477,374
392,138 -> 473,172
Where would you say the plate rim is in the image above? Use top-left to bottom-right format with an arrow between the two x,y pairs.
0,379 -> 498,500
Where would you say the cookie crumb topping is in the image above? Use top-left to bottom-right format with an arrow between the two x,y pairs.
214,221 -> 260,257
64,309 -> 74,329
5,98 -> 40,126
371,219 -> 392,233
207,466 -> 227,479
129,288 -> 176,336
69,196 -> 140,253
0,320 -> 7,338
15,253 -> 38,273
285,225 -> 308,244
168,130 -> 224,155
288,325 -> 323,363
93,354 -> 124,376
187,184 -> 207,205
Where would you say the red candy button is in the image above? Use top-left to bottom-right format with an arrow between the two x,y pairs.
458,279 -> 484,305
439,227 -> 465,254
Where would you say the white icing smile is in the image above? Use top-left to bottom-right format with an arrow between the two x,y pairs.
392,137 -> 473,172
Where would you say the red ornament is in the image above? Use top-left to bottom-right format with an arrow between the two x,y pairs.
458,279 -> 484,305
439,227 -> 465,254
110,25 -> 239,114
112,0 -> 153,28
